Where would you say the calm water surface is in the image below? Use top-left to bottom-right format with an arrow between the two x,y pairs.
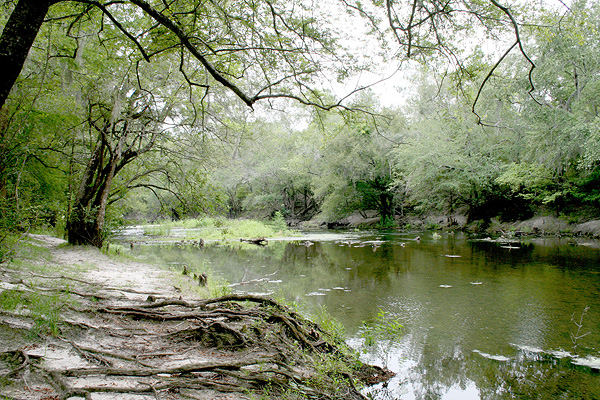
123,230 -> 600,399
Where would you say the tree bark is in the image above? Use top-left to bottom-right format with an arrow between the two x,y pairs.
66,155 -> 117,248
379,191 -> 394,220
0,0 -> 53,111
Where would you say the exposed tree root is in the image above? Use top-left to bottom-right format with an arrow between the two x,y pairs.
0,261 -> 389,399
0,349 -> 31,378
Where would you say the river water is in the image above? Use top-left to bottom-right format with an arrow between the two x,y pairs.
121,230 -> 600,399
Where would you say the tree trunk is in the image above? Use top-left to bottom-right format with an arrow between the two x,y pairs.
66,145 -> 117,248
67,203 -> 101,247
66,165 -> 115,248
379,191 -> 394,220
0,0 -> 53,111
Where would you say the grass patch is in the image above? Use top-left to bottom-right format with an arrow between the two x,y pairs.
143,225 -> 172,236
0,289 -> 27,311
142,217 -> 297,241
1,234 -> 54,264
169,262 -> 232,299
0,289 -> 68,338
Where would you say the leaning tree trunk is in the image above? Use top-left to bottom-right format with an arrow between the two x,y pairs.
66,174 -> 115,248
66,143 -> 119,248
0,0 -> 54,111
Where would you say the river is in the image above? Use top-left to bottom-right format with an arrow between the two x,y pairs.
120,229 -> 600,399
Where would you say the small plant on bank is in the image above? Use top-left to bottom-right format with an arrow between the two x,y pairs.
570,306 -> 591,354
102,242 -> 127,257
307,351 -> 359,397
209,275 -> 233,298
378,215 -> 397,230
359,309 -> 404,369
270,211 -> 288,232
310,305 -> 346,342
170,262 -> 232,299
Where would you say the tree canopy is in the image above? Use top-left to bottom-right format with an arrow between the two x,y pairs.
0,0 -> 368,113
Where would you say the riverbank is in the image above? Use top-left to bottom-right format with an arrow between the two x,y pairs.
0,235 -> 387,399
298,212 -> 600,238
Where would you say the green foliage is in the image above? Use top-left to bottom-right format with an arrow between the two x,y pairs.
359,309 -> 404,368
270,211 -> 288,232
378,215 -> 397,229
144,217 -> 294,241
307,352 -> 359,397
310,104 -> 404,221
170,263 -> 232,299
0,201 -> 56,262
572,170 -> 600,209
224,220 -> 277,239
208,276 -> 233,298
143,225 -> 172,237
360,309 -> 404,349
496,163 -> 553,196
2,0 -> 600,238
0,289 -> 27,311
309,305 -> 346,342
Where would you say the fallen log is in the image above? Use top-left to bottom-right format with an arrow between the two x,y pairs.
240,237 -> 268,246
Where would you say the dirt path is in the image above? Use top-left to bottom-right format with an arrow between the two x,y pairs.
28,234 -> 177,300
0,235 -> 382,400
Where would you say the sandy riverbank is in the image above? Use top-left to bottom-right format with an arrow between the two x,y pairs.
0,235 -> 383,400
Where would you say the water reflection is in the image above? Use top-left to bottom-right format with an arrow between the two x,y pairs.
127,232 -> 600,399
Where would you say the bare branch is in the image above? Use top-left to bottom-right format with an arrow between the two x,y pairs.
128,0 -> 256,107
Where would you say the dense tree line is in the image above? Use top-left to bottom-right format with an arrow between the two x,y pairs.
1,0 -> 597,253
212,0 -> 600,227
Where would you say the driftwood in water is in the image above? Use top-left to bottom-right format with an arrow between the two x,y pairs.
240,237 -> 268,246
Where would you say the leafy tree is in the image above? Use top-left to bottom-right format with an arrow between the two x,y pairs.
0,16 -> 79,236
0,0 -> 372,245
310,97 -> 406,222
495,0 -> 600,216
0,0 -> 364,113
392,65 -> 533,223
62,32 -> 250,246
214,110 -> 319,220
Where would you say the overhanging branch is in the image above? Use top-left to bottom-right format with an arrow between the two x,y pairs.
472,0 -> 539,124
79,0 -> 151,62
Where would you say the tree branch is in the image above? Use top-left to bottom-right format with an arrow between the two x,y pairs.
79,0 -> 151,62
